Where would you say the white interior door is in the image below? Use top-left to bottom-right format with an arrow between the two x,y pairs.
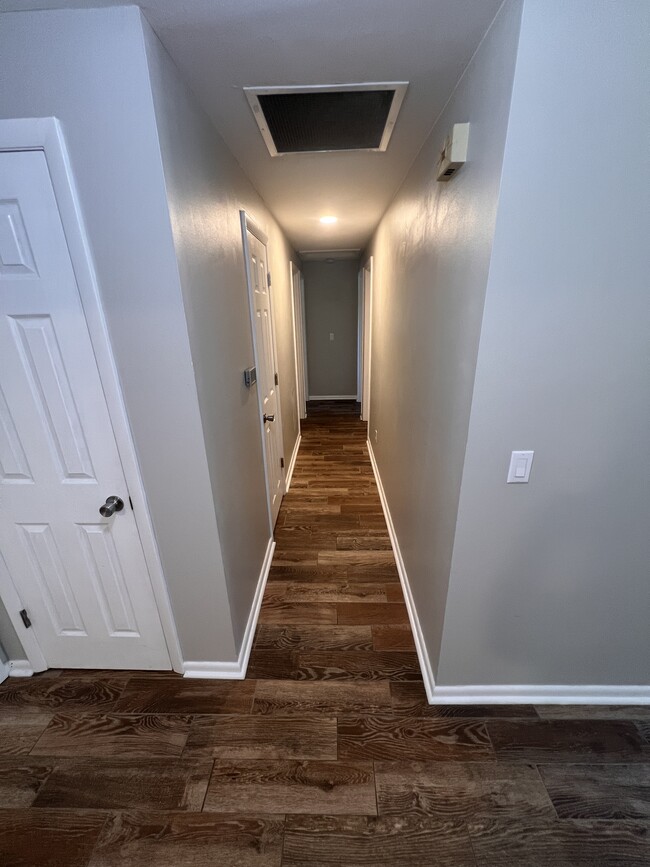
291,264 -> 307,420
242,217 -> 284,527
0,149 -> 171,670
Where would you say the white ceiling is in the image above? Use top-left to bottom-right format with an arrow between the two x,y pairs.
2,0 -> 503,251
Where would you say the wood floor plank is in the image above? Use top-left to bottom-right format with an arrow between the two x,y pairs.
487,719 -> 650,763
0,808 -> 108,867
253,680 -> 392,716
258,601 -> 338,625
318,550 -> 395,567
264,581 -> 388,603
184,715 -> 336,760
283,814 -> 476,867
89,812 -> 284,867
467,816 -> 650,866
535,705 -> 650,720
0,677 -> 124,713
0,710 -> 54,755
372,625 -> 417,651
539,764 -> 650,820
113,676 -> 256,714
337,602 -> 410,625
389,682 -> 540,718
32,758 -> 212,811
30,713 -> 192,758
336,530 -> 392,551
253,625 -> 373,652
338,715 -> 494,761
0,759 -> 52,807
375,761 -> 555,819
246,650 -> 297,679
293,651 -> 422,681
203,760 -> 376,814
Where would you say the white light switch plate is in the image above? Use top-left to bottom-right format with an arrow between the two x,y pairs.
507,450 -> 534,483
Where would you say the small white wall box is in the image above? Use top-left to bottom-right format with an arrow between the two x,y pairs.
436,122 -> 470,181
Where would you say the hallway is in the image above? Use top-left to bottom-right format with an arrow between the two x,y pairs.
0,403 -> 648,865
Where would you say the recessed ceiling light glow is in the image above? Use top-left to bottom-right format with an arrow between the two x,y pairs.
319,216 -> 337,224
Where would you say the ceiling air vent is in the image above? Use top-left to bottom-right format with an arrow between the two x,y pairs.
244,83 -> 408,156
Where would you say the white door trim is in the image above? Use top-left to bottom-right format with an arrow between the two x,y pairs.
289,261 -> 307,421
240,210 -> 286,531
0,118 -> 183,673
361,256 -> 374,422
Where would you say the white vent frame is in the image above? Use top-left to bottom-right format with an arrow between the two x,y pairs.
244,82 -> 408,157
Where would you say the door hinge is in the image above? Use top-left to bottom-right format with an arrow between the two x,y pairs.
19,609 -> 32,629
274,372 -> 279,386
128,495 -> 134,510
280,457 -> 285,468
267,272 -> 272,287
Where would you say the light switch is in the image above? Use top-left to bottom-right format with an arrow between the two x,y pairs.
507,450 -> 534,483
329,332 -> 335,341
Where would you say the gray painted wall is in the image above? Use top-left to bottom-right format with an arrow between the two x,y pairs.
364,0 -> 523,676
303,260 -> 359,397
142,17 -> 299,649
437,0 -> 650,686
0,6 -> 236,663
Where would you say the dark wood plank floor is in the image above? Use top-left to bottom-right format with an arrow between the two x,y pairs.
1,401 -> 649,865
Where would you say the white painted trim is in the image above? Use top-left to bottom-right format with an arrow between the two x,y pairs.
244,82 -> 408,157
285,434 -> 301,491
367,439 -> 436,701
183,539 -> 275,679
289,261 -> 307,421
0,117 -> 183,674
429,684 -> 650,705
361,257 -> 373,422
9,659 -> 35,678
309,395 -> 359,400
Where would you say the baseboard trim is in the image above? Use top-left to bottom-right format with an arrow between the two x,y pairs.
309,395 -> 358,400
183,538 -> 275,679
429,684 -> 650,705
367,439 -> 436,702
8,659 -> 34,678
285,434 -> 301,491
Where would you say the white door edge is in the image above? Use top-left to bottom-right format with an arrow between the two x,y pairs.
0,117 -> 183,674
240,209 -> 286,532
361,256 -> 374,422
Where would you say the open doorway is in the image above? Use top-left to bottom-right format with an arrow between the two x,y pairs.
301,254 -> 361,417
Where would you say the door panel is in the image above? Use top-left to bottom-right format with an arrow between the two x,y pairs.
0,149 -> 170,670
245,226 -> 284,526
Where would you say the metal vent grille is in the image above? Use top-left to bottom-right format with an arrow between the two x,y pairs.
245,84 -> 407,156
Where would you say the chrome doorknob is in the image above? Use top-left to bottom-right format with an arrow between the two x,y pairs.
99,496 -> 125,518
263,414 -> 275,423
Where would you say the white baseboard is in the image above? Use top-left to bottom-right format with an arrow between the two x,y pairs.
309,395 -> 358,400
183,538 -> 275,679
285,434 -> 301,491
367,439 -> 436,702
8,659 -> 34,678
430,684 -> 650,705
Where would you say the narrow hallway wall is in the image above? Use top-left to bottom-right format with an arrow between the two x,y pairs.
438,0 -> 650,688
142,16 -> 300,651
364,0 -> 523,678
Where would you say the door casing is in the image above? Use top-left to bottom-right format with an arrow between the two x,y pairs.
290,261 -> 307,421
360,257 -> 374,422
0,118 -> 183,674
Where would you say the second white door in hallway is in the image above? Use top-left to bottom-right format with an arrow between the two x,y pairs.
241,212 -> 284,528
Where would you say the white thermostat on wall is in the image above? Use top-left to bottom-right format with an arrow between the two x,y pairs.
436,122 -> 470,181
